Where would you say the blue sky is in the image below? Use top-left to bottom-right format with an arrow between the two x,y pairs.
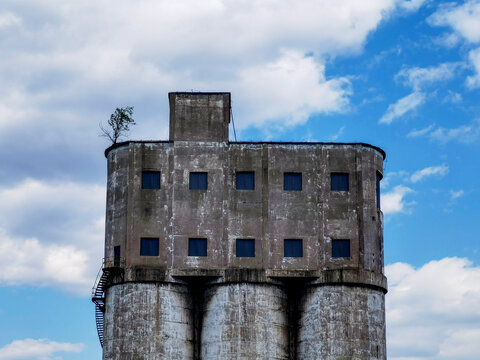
0,1 -> 479,359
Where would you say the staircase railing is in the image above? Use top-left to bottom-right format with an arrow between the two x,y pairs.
91,257 -> 125,348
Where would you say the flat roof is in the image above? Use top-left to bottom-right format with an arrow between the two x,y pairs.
105,140 -> 385,159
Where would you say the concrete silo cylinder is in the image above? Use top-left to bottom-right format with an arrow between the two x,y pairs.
102,282 -> 194,360
297,285 -> 386,360
201,283 -> 289,360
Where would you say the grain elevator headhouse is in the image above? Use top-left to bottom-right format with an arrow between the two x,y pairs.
92,92 -> 388,360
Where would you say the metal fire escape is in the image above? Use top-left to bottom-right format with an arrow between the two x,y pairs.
91,257 -> 124,347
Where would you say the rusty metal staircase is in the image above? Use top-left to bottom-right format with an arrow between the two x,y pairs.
91,258 -> 124,348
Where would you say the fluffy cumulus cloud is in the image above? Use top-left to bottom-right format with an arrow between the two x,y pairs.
386,257 -> 480,360
235,50 -> 351,127
0,179 -> 105,295
379,92 -> 425,124
428,1 -> 480,44
0,338 -> 83,360
429,0 -> 480,88
0,232 -> 92,295
381,185 -> 414,215
0,0 -> 424,139
381,164 -> 450,215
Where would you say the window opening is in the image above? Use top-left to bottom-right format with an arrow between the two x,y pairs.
332,239 -> 350,258
331,173 -> 349,191
140,238 -> 159,256
236,239 -> 255,257
142,171 -> 160,189
188,238 -> 207,256
236,172 -> 255,190
189,172 -> 208,190
284,173 -> 302,191
114,246 -> 121,266
376,172 -> 382,209
284,239 -> 303,257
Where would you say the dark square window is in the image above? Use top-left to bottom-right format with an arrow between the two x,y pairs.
284,173 -> 302,191
332,239 -> 350,258
142,171 -> 160,189
236,172 -> 255,190
376,173 -> 381,209
284,239 -> 303,257
188,238 -> 207,256
190,172 -> 208,190
236,239 -> 255,257
140,238 -> 159,256
331,173 -> 349,191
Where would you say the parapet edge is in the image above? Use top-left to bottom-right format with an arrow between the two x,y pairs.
105,140 -> 386,159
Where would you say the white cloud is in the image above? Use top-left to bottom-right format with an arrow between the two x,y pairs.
0,0 -> 424,136
434,32 -> 461,48
235,50 -> 351,128
429,119 -> 480,144
386,257 -> 480,360
410,164 -> 449,183
0,179 -> 105,245
380,171 -> 409,190
379,92 -> 426,124
466,47 -> 480,88
0,179 -> 105,295
0,338 -> 83,360
0,12 -> 21,28
0,231 -> 92,295
428,1 -> 480,44
396,63 -> 460,91
443,90 -> 462,103
406,120 -> 480,144
429,1 -> 480,89
449,189 -> 464,201
381,185 -> 414,214
398,0 -> 429,12
407,125 -> 435,138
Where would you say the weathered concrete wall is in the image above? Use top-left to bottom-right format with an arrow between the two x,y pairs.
169,92 -> 230,142
105,141 -> 384,276
297,285 -> 386,360
103,283 -> 193,360
201,283 -> 289,360
171,141 -> 227,269
104,146 -> 130,263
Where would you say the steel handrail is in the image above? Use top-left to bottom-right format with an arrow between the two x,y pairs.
91,257 -> 125,297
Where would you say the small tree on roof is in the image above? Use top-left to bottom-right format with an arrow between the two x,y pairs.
100,106 -> 135,144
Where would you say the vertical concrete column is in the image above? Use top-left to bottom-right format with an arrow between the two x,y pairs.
103,282 -> 194,360
201,283 -> 289,360
297,285 -> 386,360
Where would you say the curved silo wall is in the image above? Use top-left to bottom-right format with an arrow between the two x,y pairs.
201,282 -> 289,359
297,285 -> 386,360
102,282 -> 194,360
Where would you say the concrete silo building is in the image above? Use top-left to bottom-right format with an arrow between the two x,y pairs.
92,92 -> 387,360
